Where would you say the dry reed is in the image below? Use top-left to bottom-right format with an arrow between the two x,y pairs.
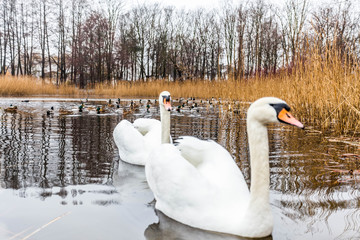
0,75 -> 79,97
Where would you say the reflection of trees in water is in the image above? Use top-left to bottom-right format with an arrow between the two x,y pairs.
270,127 -> 360,234
0,102 -> 222,191
0,111 -> 118,189
70,115 -> 116,185
1,101 -> 360,237
1,112 -> 37,189
172,105 -> 220,141
218,110 -> 250,186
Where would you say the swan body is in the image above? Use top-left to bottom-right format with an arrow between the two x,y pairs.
113,91 -> 172,166
145,97 -> 304,238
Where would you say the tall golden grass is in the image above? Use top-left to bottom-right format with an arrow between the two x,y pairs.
1,47 -> 359,135
0,75 -> 79,96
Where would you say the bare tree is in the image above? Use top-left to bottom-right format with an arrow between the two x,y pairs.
38,0 -> 51,79
222,2 -> 238,79
102,0 -> 123,82
237,4 -> 248,79
1,0 -> 360,85
281,0 -> 308,67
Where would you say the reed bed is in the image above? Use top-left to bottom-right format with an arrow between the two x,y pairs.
0,48 -> 359,136
95,60 -> 360,136
0,75 -> 79,96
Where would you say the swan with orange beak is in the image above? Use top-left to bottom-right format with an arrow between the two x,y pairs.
145,97 -> 304,238
113,91 -> 173,166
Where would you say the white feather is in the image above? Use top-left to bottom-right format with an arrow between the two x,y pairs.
113,119 -> 161,165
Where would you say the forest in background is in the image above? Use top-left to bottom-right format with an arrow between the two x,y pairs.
0,0 -> 359,88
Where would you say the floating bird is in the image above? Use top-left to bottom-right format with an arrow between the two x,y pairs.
113,91 -> 172,166
4,105 -> 17,113
130,100 -> 140,112
59,108 -> 73,115
145,97 -> 304,238
96,106 -> 106,114
122,108 -> 133,116
79,104 -> 84,112
108,99 -> 114,107
46,107 -> 54,116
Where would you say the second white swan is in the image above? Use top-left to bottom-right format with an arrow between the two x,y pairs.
113,91 -> 172,165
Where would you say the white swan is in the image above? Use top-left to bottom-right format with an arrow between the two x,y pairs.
145,97 -> 304,238
113,91 -> 172,165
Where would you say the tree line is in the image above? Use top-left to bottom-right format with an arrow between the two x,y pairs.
0,0 -> 359,87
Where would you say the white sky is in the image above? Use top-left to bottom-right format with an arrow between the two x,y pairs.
125,0 -> 222,10
151,0 -> 222,9
125,0 -> 224,9
125,0 -> 359,11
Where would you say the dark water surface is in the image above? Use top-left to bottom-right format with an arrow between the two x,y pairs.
0,97 -> 359,240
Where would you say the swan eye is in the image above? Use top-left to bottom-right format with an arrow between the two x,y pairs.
162,95 -> 171,103
270,103 -> 290,113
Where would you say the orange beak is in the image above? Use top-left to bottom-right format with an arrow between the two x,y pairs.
163,99 -> 172,111
278,109 -> 304,129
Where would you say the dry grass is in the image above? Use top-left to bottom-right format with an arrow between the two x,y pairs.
1,48 -> 359,135
288,48 -> 360,135
0,75 -> 79,97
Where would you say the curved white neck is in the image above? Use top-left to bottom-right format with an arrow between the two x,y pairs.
247,120 -> 270,205
160,106 -> 171,144
243,117 -> 272,234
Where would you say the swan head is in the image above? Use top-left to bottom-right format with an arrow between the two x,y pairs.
159,91 -> 172,111
247,97 -> 304,128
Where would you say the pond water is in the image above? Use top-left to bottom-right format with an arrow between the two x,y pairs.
0,97 -> 359,240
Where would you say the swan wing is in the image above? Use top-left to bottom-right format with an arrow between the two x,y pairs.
113,120 -> 148,165
134,118 -> 173,144
176,136 -> 249,195
134,118 -> 171,150
133,118 -> 160,135
146,144 -> 217,225
146,142 -> 250,234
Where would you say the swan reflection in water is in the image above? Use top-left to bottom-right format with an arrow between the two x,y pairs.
114,159 -> 272,240
145,210 -> 273,240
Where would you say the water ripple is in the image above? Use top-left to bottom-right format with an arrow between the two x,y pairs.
0,99 -> 359,239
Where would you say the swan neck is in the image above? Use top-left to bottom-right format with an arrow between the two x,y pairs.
160,107 -> 171,144
247,119 -> 270,207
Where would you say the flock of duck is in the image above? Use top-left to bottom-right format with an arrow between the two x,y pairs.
1,97 -> 209,117
113,91 -> 304,238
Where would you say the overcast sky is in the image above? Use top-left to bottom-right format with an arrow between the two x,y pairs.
124,0 -> 219,10
133,0 -> 222,9
124,0 -> 359,12
124,0 -> 301,10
